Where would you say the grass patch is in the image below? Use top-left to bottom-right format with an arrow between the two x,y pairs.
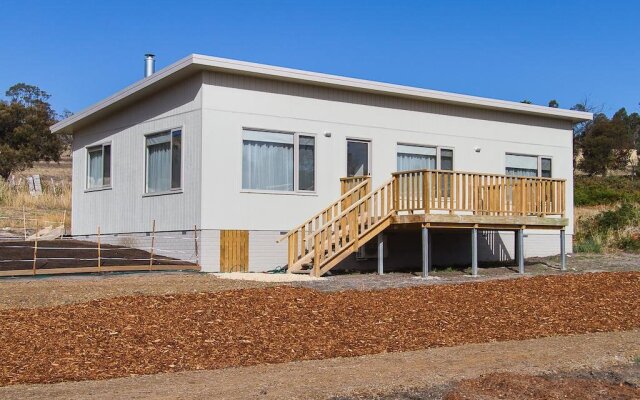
574,202 -> 640,253
0,179 -> 71,231
574,176 -> 640,206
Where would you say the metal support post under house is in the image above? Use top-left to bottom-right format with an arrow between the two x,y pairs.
471,228 -> 478,277
560,229 -> 566,271
517,229 -> 525,274
377,233 -> 384,275
422,227 -> 429,278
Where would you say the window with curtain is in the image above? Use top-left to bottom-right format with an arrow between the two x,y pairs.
505,154 -> 540,177
86,144 -> 111,189
397,144 -> 436,171
242,129 -> 315,192
146,129 -> 182,193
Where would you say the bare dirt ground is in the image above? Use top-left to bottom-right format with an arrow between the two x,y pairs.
0,330 -> 637,399
0,239 -> 192,271
295,252 -> 640,291
0,272 -> 277,309
0,272 -> 638,387
1,252 -> 638,309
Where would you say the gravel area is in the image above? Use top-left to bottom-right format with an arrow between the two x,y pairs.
213,272 -> 325,282
0,272 -> 638,386
295,252 -> 640,292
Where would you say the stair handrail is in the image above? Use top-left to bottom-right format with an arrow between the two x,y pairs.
311,177 -> 395,240
310,178 -> 395,276
276,177 -> 371,243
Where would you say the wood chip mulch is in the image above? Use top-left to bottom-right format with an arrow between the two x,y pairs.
1,272 -> 638,387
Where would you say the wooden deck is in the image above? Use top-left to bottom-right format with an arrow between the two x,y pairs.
282,170 -> 567,276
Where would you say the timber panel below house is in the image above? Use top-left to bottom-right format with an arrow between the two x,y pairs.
220,230 -> 249,272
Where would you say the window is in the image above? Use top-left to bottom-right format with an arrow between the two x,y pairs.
347,139 -> 370,177
505,154 -> 552,178
440,148 -> 454,171
86,143 -> 111,189
541,157 -> 552,178
146,129 -> 182,193
397,144 -> 436,171
242,129 -> 315,192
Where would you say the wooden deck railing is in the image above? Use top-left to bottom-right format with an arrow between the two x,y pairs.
392,169 -> 566,217
279,177 -> 371,269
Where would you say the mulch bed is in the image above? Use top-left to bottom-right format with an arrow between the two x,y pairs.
0,272 -> 638,386
0,240 -> 190,271
443,371 -> 640,400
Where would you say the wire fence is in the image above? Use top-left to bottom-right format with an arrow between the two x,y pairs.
0,218 -> 200,276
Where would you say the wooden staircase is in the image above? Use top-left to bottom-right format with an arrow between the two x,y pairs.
279,177 -> 395,277
280,169 -> 566,277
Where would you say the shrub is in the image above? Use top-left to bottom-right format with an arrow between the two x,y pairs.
574,176 -> 640,206
573,236 -> 603,253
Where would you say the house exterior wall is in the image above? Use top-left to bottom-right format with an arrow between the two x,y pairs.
198,71 -> 574,272
70,73 -> 204,237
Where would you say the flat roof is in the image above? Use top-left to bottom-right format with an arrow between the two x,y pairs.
51,54 -> 593,133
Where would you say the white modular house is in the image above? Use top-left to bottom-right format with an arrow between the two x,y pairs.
52,54 -> 592,275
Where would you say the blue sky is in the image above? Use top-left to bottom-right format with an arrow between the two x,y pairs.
1,0 -> 638,117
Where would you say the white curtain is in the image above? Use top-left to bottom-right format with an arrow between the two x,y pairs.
506,154 -> 538,177
242,130 -> 294,191
147,134 -> 171,192
87,149 -> 103,188
397,145 -> 436,171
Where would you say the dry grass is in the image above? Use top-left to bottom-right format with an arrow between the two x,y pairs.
0,179 -> 71,232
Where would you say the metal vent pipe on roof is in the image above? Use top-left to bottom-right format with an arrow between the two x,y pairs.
144,54 -> 155,77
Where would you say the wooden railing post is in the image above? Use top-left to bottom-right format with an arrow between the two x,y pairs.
313,233 -> 321,277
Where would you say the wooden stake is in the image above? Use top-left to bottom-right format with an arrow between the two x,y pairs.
97,226 -> 102,272
193,225 -> 199,266
149,220 -> 156,270
62,210 -> 67,237
32,221 -> 39,276
22,206 -> 27,240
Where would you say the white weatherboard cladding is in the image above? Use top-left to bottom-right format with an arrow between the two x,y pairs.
71,74 -> 203,236
200,71 -> 574,236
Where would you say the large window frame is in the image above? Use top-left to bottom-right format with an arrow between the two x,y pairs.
346,138 -> 372,177
396,143 -> 454,171
144,128 -> 183,195
85,142 -> 112,191
241,128 -> 317,194
505,153 -> 552,178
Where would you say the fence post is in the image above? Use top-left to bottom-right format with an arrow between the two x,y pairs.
193,224 -> 199,266
22,206 -> 27,240
97,226 -> 101,272
32,221 -> 39,276
62,210 -> 67,237
149,220 -> 156,270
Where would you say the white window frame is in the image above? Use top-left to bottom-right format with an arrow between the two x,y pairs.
395,143 -> 454,171
346,138 -> 372,177
85,142 -> 112,191
505,153 -> 553,178
144,128 -> 183,196
241,128 -> 317,194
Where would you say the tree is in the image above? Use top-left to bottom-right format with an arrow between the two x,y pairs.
520,99 -> 532,104
579,109 -> 635,175
0,83 -> 66,179
548,99 -> 559,108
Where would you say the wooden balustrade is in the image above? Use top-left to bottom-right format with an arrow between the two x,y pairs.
279,177 -> 371,270
392,169 -> 565,217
